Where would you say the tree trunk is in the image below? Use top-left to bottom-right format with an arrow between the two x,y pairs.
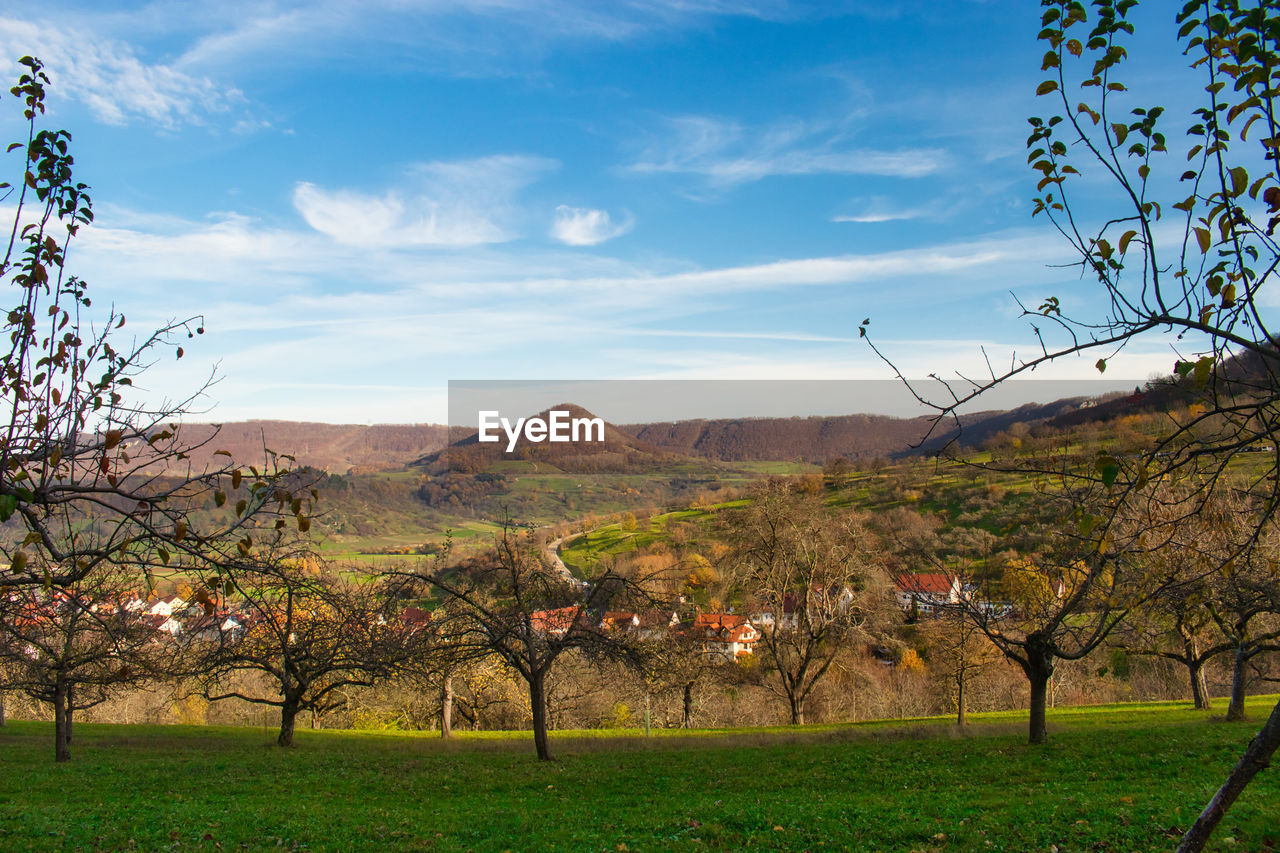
53,679 -> 70,763
1177,698 -> 1280,853
956,674 -> 967,727
65,684 -> 73,744
0,689 -> 5,726
278,697 -> 300,747
530,670 -> 552,761
441,675 -> 453,739
1182,633 -> 1212,710
1025,644 -> 1054,745
789,693 -> 805,726
682,681 -> 694,729
1028,667 -> 1050,744
1189,658 -> 1211,711
1226,646 -> 1248,722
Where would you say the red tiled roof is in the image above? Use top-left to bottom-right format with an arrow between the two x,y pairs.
600,611 -> 639,630
693,613 -> 758,645
895,573 -> 954,595
402,606 -> 433,627
530,606 -> 581,634
692,613 -> 747,631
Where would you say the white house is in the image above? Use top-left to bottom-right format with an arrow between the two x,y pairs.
893,573 -> 962,616
690,613 -> 759,662
146,594 -> 187,617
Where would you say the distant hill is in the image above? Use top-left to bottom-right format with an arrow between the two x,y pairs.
167,421 -> 449,473
163,391 -> 1136,476
624,413 -> 935,462
622,398 -> 1099,463
415,404 -> 702,474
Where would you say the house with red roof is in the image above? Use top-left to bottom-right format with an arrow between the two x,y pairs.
893,572 -> 1011,618
893,572 -> 963,616
142,612 -> 183,637
690,613 -> 758,662
600,611 -> 640,632
748,593 -> 800,631
401,606 -> 433,630
145,594 -> 187,617
529,606 -> 583,638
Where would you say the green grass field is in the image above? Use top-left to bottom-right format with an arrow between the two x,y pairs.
2,698 -> 1277,851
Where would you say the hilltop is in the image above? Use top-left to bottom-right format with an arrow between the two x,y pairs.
416,403 -> 701,475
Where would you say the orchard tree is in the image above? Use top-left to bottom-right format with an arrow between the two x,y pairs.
193,548 -> 412,747
0,564 -> 162,761
1126,572 -> 1223,711
1129,491 -> 1280,717
639,622 -> 723,729
867,2 -> 1280,848
0,56 -> 310,600
937,479 -> 1155,746
721,480 -> 888,726
411,525 -> 656,760
923,605 -> 1004,726
1200,525 -> 1280,721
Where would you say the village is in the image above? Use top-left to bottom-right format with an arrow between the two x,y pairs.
6,568 -> 1005,665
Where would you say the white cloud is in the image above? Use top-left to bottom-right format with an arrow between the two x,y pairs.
0,18 -> 238,127
62,199 -> 1111,422
630,115 -> 947,188
293,155 -> 558,248
618,341 -> 1171,388
173,1 -> 797,75
550,205 -> 633,246
632,329 -> 857,343
832,196 -> 939,223
76,204 -> 1054,307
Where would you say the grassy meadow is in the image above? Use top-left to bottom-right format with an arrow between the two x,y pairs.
1,698 -> 1277,851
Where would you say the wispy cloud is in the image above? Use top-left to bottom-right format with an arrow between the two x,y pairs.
76,205 -> 1049,306
0,17 -> 239,127
832,195 -> 941,223
293,155 -> 559,248
631,329 -> 857,343
630,115 -> 947,188
550,205 -> 634,246
62,196 -> 1110,423
172,1 -> 799,79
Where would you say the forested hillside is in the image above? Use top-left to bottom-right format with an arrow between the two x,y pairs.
168,421 -> 450,473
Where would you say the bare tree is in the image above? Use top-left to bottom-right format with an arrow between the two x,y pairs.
923,466 -> 1191,744
194,549 -> 412,747
0,565 -> 161,761
408,525 -> 658,760
1120,488 -> 1280,717
1202,540 -> 1280,721
639,623 -> 724,729
721,480 -> 888,725
957,555 -> 1126,745
1124,579 -> 1222,711
924,607 -> 1003,726
423,652 -> 517,737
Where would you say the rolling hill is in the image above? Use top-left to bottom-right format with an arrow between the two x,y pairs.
162,421 -> 450,473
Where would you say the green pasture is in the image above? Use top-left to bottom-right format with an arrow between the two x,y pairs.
1,697 -> 1276,851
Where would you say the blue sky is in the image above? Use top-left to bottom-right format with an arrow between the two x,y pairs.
0,1 -> 1203,423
